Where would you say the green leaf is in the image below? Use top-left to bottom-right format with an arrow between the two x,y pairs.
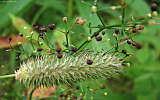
0,0 -> 33,29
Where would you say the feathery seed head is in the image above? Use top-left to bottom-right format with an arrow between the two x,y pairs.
15,52 -> 124,88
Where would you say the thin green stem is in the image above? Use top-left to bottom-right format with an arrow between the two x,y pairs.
68,0 -> 73,17
29,88 -> 36,100
0,74 -> 15,79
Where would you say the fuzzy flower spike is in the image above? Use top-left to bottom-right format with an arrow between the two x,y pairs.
15,52 -> 124,88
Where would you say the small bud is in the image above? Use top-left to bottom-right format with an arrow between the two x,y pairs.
87,59 -> 93,65
92,6 -> 97,13
63,17 -> 67,23
151,3 -> 158,11
146,13 -> 152,18
88,37 -> 92,42
76,17 -> 86,26
76,86 -> 80,90
100,85 -> 105,89
56,48 -> 61,53
152,11 -> 158,17
94,32 -> 99,37
46,49 -> 51,53
39,33 -> 43,39
32,24 -> 36,27
132,28 -> 137,33
16,56 -> 20,61
57,53 -> 63,59
115,29 -> 120,34
19,33 -> 23,37
39,26 -> 47,32
113,33 -> 117,38
102,31 -> 105,35
135,43 -> 142,49
8,37 -> 12,42
96,36 -> 102,41
122,50 -> 127,54
127,40 -> 132,44
71,47 -> 77,52
24,26 -> 27,30
104,92 -> 108,96
18,42 -> 22,45
111,6 -> 116,10
34,25 -> 39,30
138,26 -> 144,30
37,48 -> 43,52
48,24 -> 55,30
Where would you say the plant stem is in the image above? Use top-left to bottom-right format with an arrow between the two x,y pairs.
66,31 -> 69,47
68,0 -> 73,17
29,88 -> 36,100
0,74 -> 15,79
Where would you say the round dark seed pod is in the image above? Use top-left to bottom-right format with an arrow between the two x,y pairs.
57,53 -> 63,59
151,3 -> 158,11
56,48 -> 61,53
37,48 -> 43,52
115,29 -> 120,34
139,26 -> 144,30
102,31 -> 105,35
122,50 -> 127,54
94,32 -> 99,37
100,85 -> 105,89
96,36 -> 102,41
8,37 -> 12,42
87,59 -> 93,65
39,26 -> 47,32
48,24 -> 55,30
71,47 -> 77,52
132,28 -> 137,33
127,40 -> 132,44
19,33 -> 23,37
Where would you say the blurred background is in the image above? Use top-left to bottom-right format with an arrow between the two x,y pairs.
0,0 -> 160,100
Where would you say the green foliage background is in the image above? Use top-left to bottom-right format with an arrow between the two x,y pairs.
0,0 -> 160,100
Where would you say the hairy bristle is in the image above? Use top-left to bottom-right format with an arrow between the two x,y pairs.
15,52 -> 124,88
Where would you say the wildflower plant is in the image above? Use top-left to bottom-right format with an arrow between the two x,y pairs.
0,0 -> 159,99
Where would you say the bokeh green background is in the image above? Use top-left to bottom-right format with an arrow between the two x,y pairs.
0,0 -> 160,100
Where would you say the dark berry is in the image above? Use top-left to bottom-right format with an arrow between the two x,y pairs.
76,86 -> 80,90
19,33 -> 23,37
39,33 -> 43,39
122,50 -> 127,54
132,42 -> 136,46
34,25 -> 39,30
16,56 -> 20,61
96,36 -> 102,41
48,24 -> 55,30
151,3 -> 158,11
8,37 -> 12,42
87,59 -> 93,65
64,94 -> 68,98
37,48 -> 43,52
132,28 -> 137,33
94,32 -> 99,37
56,48 -> 61,53
127,40 -> 132,44
135,43 -> 142,49
139,26 -> 144,30
102,31 -> 105,35
115,29 -> 120,34
100,85 -> 105,89
32,23 -> 36,27
39,26 -> 47,32
57,53 -> 63,59
60,94 -> 64,97
71,47 -> 77,52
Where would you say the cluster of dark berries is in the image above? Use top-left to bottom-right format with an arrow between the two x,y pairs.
132,26 -> 144,33
127,40 -> 142,49
32,24 -> 55,32
94,31 -> 105,42
56,48 -> 63,59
